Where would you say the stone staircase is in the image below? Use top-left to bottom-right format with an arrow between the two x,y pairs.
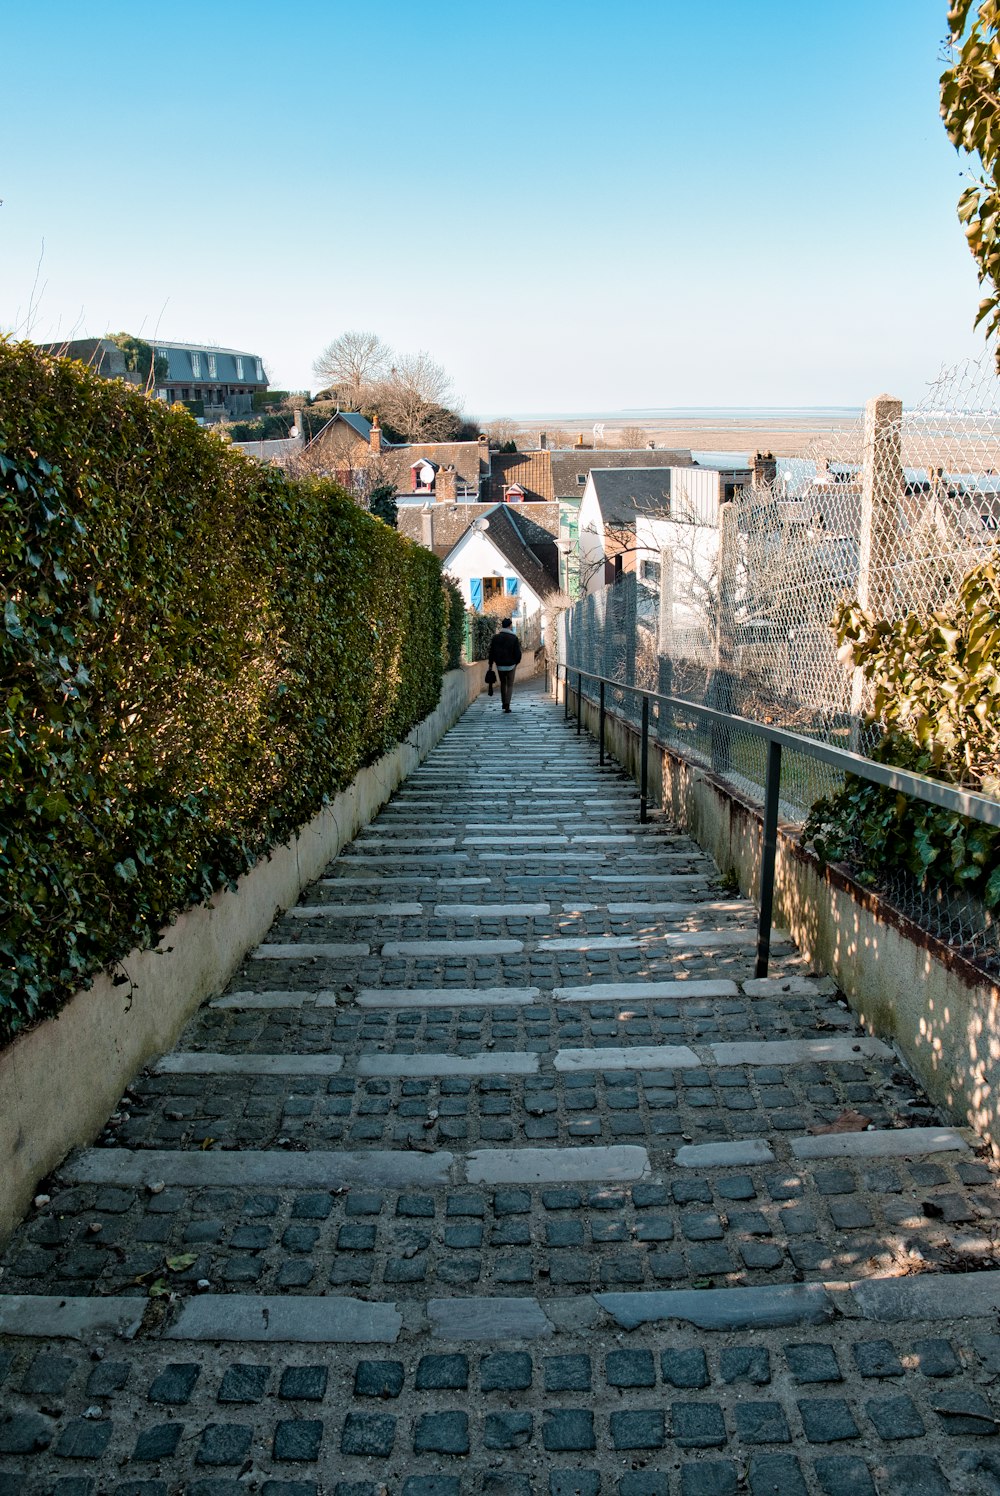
2,681 -> 1000,1494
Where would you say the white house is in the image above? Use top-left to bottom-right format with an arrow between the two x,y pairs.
579,467 -> 725,594
442,504 -> 559,628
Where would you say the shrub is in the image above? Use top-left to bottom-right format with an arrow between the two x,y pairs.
470,612 -> 499,661
803,559 -> 1000,908
1,341 -> 447,1043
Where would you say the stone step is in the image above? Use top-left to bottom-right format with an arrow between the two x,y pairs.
6,1267 -> 1000,1342
63,1143 -> 652,1190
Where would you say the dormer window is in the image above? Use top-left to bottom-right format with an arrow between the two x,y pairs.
191,352 -> 201,378
235,357 -> 244,379
411,459 -> 438,492
255,358 -> 263,381
207,353 -> 218,379
503,483 -> 526,504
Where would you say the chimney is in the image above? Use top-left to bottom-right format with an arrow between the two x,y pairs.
539,432 -> 547,450
751,450 -> 778,487
421,506 -> 434,549
437,464 -> 458,503
477,433 -> 489,471
369,420 -> 382,453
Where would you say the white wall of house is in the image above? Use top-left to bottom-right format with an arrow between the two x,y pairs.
443,530 -> 545,620
635,514 -> 720,651
578,475 -> 609,595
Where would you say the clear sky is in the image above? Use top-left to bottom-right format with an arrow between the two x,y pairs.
0,0 -> 989,415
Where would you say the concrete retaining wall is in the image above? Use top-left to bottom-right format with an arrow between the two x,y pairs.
565,682 -> 1000,1153
0,666 -> 484,1245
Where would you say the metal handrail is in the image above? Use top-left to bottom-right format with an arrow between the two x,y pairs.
554,661 -> 1000,978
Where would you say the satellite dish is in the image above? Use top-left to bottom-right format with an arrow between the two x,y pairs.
471,517 -> 490,532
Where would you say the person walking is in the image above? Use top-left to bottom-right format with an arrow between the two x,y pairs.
488,618 -> 522,713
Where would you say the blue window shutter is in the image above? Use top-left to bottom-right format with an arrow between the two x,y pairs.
505,577 -> 519,596
470,577 -> 483,609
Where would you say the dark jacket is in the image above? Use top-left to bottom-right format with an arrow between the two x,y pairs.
488,628 -> 522,669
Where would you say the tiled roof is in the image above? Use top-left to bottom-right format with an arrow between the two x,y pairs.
550,448 -> 692,498
398,502 -> 561,557
484,505 -> 560,600
392,441 -> 485,494
487,451 -> 554,503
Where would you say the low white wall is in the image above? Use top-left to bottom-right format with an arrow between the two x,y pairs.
566,681 -> 1000,1153
0,665 -> 483,1246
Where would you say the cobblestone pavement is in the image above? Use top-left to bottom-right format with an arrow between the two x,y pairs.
3,680 -> 1000,1494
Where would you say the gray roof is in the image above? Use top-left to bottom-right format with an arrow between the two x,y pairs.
587,467 -> 673,525
151,342 -> 265,386
550,447 -> 692,498
337,412 -> 374,440
39,337 -> 267,390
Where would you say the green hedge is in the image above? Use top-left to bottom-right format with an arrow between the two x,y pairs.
1,342 -> 447,1043
444,580 -> 465,670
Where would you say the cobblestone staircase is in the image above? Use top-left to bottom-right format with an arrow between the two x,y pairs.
2,681 -> 1000,1494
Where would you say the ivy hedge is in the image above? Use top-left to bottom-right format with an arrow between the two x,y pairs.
1,341 -> 449,1045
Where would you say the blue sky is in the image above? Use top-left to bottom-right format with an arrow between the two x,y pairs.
0,0 -> 989,413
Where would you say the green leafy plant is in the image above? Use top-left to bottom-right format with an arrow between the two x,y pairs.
803,559 -> 1000,908
469,612 -> 499,662
108,332 -> 168,387
1,341 -> 449,1045
443,579 -> 465,671
940,1 -> 1000,364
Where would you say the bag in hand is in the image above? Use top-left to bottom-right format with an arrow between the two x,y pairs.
485,667 -> 497,696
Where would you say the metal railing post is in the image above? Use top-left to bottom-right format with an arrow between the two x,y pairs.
640,693 -> 649,824
564,665 -> 569,721
599,680 -> 606,765
755,740 -> 782,978
576,672 -> 583,734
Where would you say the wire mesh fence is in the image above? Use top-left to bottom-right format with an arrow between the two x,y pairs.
559,354 -> 1000,977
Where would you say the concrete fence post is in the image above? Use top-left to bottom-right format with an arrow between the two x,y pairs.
657,549 -> 674,729
850,393 -> 903,738
710,501 -> 738,773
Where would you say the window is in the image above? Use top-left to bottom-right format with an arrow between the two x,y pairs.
190,352 -> 201,378
576,473 -> 587,485
207,353 -> 217,378
641,559 -> 661,583
483,577 -> 504,601
235,357 -> 244,379
255,358 -> 263,381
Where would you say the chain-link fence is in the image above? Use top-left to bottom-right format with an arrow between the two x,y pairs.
559,354 -> 1000,977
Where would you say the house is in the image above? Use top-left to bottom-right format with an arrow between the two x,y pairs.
578,467 -> 676,592
398,501 -> 562,579
442,504 -> 560,631
42,336 -> 268,421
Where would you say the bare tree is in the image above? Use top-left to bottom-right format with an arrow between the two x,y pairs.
373,351 -> 457,442
312,331 -> 391,408
485,417 -> 521,446
618,425 -> 650,449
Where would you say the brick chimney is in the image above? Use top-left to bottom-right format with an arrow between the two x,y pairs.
751,450 -> 778,487
436,464 -> 458,503
539,432 -> 547,450
477,434 -> 489,472
369,420 -> 382,453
